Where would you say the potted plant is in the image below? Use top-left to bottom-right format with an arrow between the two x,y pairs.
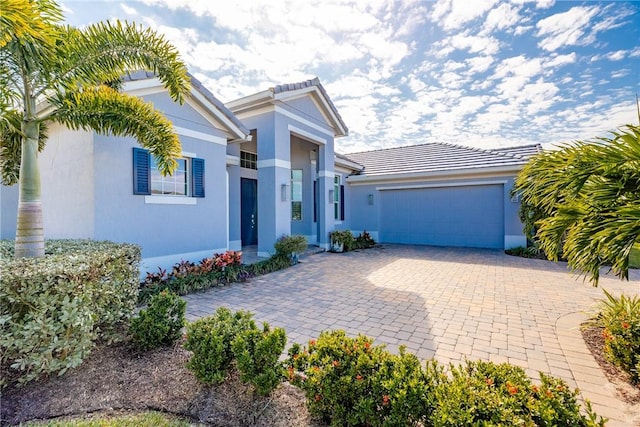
329,230 -> 354,253
273,234 -> 308,264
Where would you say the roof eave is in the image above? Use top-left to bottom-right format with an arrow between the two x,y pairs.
335,156 -> 364,172
346,163 -> 527,184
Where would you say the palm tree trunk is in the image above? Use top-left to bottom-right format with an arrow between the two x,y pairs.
15,119 -> 44,258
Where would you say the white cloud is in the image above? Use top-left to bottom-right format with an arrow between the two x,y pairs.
544,52 -> 576,68
606,50 -> 626,61
482,2 -> 521,33
439,33 -> 500,56
466,56 -> 495,74
120,3 -> 137,15
611,69 -> 630,79
430,0 -> 499,31
535,5 -> 600,51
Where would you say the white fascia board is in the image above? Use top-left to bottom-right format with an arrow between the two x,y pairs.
188,90 -> 248,141
122,77 -> 163,92
275,106 -> 334,137
226,90 -> 273,111
288,124 -> 327,145
226,154 -> 240,165
174,126 -> 226,146
334,157 -> 364,172
346,165 -> 524,185
233,105 -> 275,120
275,87 -> 347,137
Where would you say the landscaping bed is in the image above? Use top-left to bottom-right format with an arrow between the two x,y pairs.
1,338 -> 319,427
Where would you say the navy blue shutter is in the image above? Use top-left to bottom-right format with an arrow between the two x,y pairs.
192,158 -> 205,198
340,185 -> 345,221
132,147 -> 150,195
313,181 -> 317,222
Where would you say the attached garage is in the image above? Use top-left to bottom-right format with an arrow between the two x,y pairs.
379,184 -> 505,249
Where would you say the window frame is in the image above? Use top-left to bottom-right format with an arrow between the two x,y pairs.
132,147 -> 205,202
291,169 -> 303,221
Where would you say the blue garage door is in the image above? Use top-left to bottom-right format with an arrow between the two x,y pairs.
380,185 -> 504,249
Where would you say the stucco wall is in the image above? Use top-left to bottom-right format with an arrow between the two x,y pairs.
0,184 -> 18,240
38,124 -> 96,239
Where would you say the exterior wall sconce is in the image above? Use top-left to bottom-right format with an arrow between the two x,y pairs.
328,189 -> 335,203
368,194 -> 374,205
281,184 -> 289,201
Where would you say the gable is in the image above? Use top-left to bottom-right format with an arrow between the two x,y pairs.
282,96 -> 328,128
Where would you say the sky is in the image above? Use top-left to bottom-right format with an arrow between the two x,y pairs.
61,0 -> 640,154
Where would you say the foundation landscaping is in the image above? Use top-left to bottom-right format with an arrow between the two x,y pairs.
3,236 -> 637,426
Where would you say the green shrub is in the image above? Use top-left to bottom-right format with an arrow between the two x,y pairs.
288,331 -> 604,426
431,360 -> 604,426
349,230 -> 376,250
232,322 -> 287,395
329,230 -> 353,252
287,330 -> 441,426
505,245 -> 542,258
0,240 -> 140,386
129,290 -> 186,350
596,289 -> 640,382
183,307 -> 255,384
274,234 -> 308,259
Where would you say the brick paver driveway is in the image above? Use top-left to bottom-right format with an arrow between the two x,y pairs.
184,245 -> 640,425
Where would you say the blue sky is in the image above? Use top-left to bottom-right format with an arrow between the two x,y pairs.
62,0 -> 639,153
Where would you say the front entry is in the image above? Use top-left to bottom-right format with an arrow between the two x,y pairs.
241,178 -> 258,246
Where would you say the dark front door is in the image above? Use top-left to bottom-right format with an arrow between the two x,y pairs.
241,178 -> 258,246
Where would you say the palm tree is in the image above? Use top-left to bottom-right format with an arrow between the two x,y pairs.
514,124 -> 640,285
0,0 -> 190,258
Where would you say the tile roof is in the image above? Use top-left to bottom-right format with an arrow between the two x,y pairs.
124,70 -> 250,137
273,77 -> 348,136
344,142 -> 539,177
489,144 -> 542,158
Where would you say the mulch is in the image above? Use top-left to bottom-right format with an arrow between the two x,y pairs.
1,339 -> 322,427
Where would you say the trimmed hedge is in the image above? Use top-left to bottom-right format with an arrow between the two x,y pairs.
0,240 -> 140,387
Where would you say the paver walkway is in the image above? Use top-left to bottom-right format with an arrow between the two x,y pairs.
184,245 -> 640,426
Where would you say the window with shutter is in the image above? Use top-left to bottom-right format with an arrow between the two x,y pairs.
132,148 -> 204,199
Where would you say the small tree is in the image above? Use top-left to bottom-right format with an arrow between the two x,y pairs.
0,0 -> 190,258
514,123 -> 640,284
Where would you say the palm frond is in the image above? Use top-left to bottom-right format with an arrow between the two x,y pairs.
48,85 -> 181,175
0,0 -> 63,48
49,21 -> 190,103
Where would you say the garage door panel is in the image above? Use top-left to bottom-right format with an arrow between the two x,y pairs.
380,185 -> 504,249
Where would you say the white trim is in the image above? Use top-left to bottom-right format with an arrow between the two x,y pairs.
275,106 -> 335,137
181,151 -> 197,158
346,165 -> 525,185
274,86 -> 347,137
505,235 -> 527,249
174,126 -> 226,145
288,124 -> 327,145
375,180 -> 507,191
145,196 -> 197,205
335,156 -> 363,172
122,77 -> 163,92
257,158 -> 291,169
189,89 -> 247,140
226,154 -> 240,166
319,170 -> 335,178
232,105 -> 275,120
229,240 -> 242,251
226,90 -> 273,110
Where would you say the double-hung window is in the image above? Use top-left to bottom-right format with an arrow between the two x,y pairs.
133,147 -> 205,198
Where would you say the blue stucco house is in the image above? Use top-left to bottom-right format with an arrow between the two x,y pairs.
0,72 -> 536,273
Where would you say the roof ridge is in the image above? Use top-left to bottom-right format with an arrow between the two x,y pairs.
347,142 -> 441,156
348,141 -> 524,160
